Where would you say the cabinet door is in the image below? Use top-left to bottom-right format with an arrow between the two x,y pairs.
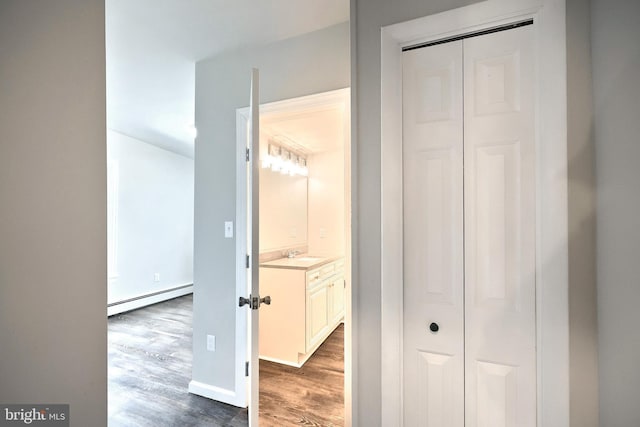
328,277 -> 345,324
306,282 -> 329,352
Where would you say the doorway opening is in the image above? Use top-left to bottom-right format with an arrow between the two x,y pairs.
237,88 -> 352,425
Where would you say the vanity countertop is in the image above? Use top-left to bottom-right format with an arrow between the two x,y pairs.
260,254 -> 341,271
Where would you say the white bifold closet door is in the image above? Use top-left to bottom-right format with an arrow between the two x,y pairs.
403,38 -> 465,427
402,24 -> 535,427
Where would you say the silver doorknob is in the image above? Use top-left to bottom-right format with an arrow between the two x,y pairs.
239,295 -> 271,309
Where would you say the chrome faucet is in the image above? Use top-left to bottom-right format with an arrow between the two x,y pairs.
286,250 -> 301,258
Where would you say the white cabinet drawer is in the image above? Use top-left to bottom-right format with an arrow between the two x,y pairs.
306,268 -> 322,287
306,257 -> 344,288
319,263 -> 335,277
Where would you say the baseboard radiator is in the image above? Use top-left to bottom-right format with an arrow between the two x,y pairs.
107,283 -> 193,316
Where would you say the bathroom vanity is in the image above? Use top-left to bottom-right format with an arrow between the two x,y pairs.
259,255 -> 345,367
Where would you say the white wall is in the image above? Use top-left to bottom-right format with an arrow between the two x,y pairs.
308,149 -> 345,256
193,22 -> 349,393
567,0 -> 598,425
107,130 -> 194,306
592,0 -> 640,425
0,1 -> 107,425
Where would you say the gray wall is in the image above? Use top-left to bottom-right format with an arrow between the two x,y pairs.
107,130 -> 194,304
351,1 -> 480,424
567,0 -> 599,425
0,1 -> 107,426
192,22 -> 349,391
592,0 -> 640,426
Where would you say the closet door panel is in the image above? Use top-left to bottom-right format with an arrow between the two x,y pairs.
464,25 -> 536,427
402,40 -> 464,427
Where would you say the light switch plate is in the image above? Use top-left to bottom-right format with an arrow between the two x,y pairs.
207,335 -> 216,351
224,221 -> 233,238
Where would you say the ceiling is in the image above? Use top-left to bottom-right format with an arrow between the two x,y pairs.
262,107 -> 346,155
106,0 -> 349,158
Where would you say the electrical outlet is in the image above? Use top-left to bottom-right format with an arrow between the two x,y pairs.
207,335 -> 216,352
320,227 -> 327,238
289,227 -> 297,238
154,273 -> 160,282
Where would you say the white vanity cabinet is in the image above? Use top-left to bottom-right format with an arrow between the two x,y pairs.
305,258 -> 345,353
259,256 -> 344,367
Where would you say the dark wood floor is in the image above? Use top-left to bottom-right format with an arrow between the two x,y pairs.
108,294 -> 247,427
108,294 -> 344,426
259,325 -> 344,427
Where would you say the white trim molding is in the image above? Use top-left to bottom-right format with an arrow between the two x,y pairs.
380,1 -> 569,425
188,380 -> 247,408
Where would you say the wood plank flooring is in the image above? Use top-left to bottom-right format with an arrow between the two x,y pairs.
259,325 -> 344,427
108,294 -> 344,427
108,295 -> 247,426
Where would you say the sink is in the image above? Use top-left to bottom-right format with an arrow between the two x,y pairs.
294,256 -> 323,261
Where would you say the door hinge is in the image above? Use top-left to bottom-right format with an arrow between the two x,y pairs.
245,361 -> 249,377
246,254 -> 250,268
246,148 -> 250,162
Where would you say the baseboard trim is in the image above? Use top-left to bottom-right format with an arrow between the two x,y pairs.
188,380 -> 247,408
107,284 -> 193,316
259,355 -> 303,368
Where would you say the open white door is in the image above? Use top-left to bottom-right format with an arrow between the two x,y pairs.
238,68 -> 270,427
248,67 -> 260,427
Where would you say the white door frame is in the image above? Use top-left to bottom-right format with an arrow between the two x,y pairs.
236,87 -> 352,425
380,1 -> 569,425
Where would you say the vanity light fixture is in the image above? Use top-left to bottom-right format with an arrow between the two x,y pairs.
280,149 -> 292,175
262,142 -> 308,177
265,144 -> 283,172
296,157 -> 309,177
